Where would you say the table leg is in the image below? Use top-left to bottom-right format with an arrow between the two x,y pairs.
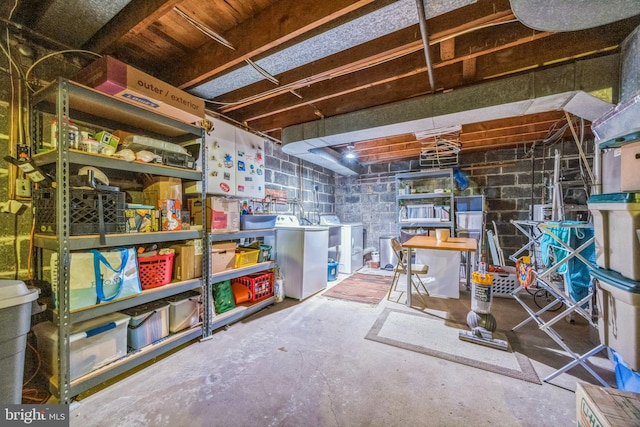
407,247 -> 412,306
465,250 -> 471,290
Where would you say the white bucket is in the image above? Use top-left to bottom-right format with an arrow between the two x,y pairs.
371,251 -> 380,263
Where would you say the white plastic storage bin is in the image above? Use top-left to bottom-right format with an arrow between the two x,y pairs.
32,312 -> 130,381
121,300 -> 169,350
591,267 -> 640,371
588,193 -> 640,280
455,212 -> 483,230
165,290 -> 201,333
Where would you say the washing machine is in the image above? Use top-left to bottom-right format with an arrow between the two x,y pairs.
275,215 -> 329,300
320,215 -> 364,274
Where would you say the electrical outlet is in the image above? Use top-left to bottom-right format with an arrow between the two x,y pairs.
16,179 -> 31,198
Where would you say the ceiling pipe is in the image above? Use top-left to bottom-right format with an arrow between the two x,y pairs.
415,0 -> 435,94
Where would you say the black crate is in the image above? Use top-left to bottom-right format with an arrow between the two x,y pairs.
34,188 -> 126,235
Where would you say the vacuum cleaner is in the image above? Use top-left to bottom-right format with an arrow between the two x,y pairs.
458,262 -> 509,351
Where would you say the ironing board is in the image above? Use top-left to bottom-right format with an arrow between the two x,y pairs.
508,220 -> 609,386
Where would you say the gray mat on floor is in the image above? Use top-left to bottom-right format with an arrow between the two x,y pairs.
365,308 -> 541,384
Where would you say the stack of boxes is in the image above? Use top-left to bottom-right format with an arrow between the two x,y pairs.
588,27 -> 640,392
589,121 -> 640,393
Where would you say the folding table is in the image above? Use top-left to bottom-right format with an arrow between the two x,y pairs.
509,220 -> 609,386
403,235 -> 477,306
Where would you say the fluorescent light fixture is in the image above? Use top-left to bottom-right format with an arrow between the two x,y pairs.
344,144 -> 356,159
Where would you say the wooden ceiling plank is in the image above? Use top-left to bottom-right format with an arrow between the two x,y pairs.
475,16 -> 640,79
83,0 -> 182,53
215,3 -> 515,111
161,0 -> 379,88
440,38 -> 455,61
462,57 -> 476,82
220,22 -> 550,118
244,24 -> 622,132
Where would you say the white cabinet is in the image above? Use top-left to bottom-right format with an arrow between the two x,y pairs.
198,116 -> 265,198
206,117 -> 237,195
235,128 -> 265,199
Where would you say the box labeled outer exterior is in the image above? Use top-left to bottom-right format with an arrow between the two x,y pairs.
32,313 -> 130,381
576,382 -> 640,427
74,55 -> 204,124
211,241 -> 236,273
170,243 -> 202,281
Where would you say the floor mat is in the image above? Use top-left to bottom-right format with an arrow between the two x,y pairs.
322,273 -> 391,305
365,308 -> 541,384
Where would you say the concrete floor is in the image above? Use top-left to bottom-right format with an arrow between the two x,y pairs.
69,272 -> 615,427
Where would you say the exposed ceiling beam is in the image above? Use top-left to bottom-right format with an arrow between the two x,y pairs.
83,0 -> 179,53
214,2 -> 516,113
161,0 -> 381,89
239,24 -> 623,133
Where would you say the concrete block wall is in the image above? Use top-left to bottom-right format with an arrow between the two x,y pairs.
262,140 -> 336,223
335,139 -> 594,265
0,42 -> 86,281
0,73 -> 34,280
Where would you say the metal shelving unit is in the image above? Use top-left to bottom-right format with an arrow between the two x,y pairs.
205,229 -> 277,337
454,194 -> 486,279
30,78 -> 206,403
395,169 -> 456,236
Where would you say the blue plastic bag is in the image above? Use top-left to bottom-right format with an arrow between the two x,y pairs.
612,349 -> 640,393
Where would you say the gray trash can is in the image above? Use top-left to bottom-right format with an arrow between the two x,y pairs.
379,235 -> 398,270
0,280 -> 39,404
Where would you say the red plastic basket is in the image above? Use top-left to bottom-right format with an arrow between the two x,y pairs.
231,271 -> 274,302
138,253 -> 174,290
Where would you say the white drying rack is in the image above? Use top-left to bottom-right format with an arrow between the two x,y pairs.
508,220 -> 609,387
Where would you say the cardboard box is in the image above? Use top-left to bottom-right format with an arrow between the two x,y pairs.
143,177 -> 182,207
159,199 -> 182,231
188,198 -> 203,226
576,382 -> 640,427
170,243 -> 202,281
194,238 -> 203,271
209,197 -> 240,233
94,131 -> 120,153
192,197 -> 240,232
212,241 -> 236,273
74,55 -> 204,124
125,206 -> 158,233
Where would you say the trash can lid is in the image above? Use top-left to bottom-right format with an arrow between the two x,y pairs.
0,280 -> 39,309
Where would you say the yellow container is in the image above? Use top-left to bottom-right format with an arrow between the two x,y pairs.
234,248 -> 260,268
471,271 -> 494,285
